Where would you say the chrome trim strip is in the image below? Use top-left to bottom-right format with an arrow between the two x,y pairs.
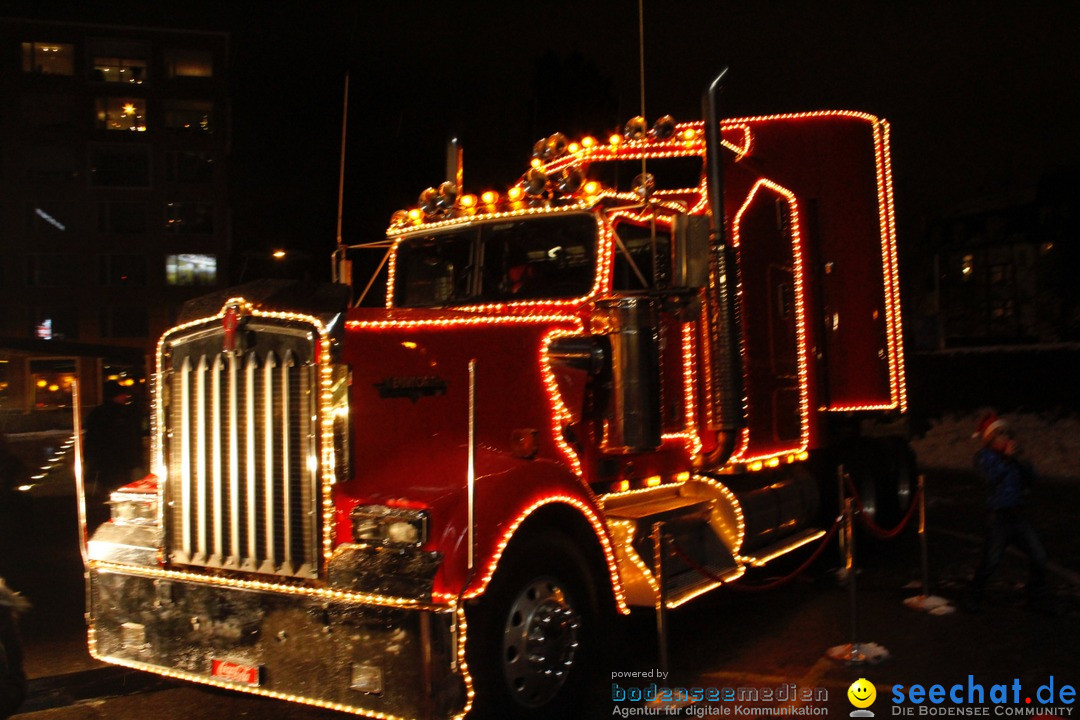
195,355 -> 208,563
281,351 -> 294,572
301,360 -> 317,577
244,352 -> 257,572
211,354 -> 223,565
227,352 -> 240,569
262,351 -> 277,573
179,356 -> 192,561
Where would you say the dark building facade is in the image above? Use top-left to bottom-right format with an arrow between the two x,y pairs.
0,18 -> 230,413
907,168 -> 1080,350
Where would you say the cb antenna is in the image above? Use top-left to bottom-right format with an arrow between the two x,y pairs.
638,0 -> 646,122
638,0 -> 659,281
334,70 -> 351,286
335,9 -> 359,288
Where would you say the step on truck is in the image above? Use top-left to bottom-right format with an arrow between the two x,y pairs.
81,71 -> 913,719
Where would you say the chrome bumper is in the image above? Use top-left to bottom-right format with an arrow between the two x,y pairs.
87,565 -> 467,719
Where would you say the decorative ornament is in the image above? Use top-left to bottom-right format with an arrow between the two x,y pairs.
524,167 -> 548,196
624,116 -> 648,141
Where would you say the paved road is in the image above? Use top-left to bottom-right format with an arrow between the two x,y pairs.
4,469 -> 1078,719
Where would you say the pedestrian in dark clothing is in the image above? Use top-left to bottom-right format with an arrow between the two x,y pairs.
0,431 -> 25,497
84,381 -> 144,495
0,577 -> 29,720
966,412 -> 1050,613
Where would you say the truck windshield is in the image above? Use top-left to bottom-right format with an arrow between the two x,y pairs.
586,156 -> 703,193
392,213 -> 597,307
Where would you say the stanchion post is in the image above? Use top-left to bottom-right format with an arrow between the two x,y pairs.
902,473 -> 953,614
826,496 -> 884,665
72,378 -> 89,568
652,521 -> 669,679
844,497 -> 868,665
918,474 -> 929,597
71,378 -> 92,623
837,465 -> 848,572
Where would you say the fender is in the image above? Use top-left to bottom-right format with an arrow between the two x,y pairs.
454,460 -> 627,613
336,444 -> 628,613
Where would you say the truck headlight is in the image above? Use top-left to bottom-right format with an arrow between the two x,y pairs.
351,505 -> 428,548
109,491 -> 158,526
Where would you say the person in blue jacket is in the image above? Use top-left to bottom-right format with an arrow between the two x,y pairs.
966,412 -> 1049,612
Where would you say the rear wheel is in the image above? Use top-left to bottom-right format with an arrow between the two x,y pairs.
882,437 -> 917,523
467,531 -> 600,719
841,438 -> 918,529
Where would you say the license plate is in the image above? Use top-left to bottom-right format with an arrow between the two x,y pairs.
211,659 -> 262,686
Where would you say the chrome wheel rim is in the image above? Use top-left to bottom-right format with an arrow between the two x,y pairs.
501,576 -> 581,707
859,476 -> 879,518
895,466 -> 913,510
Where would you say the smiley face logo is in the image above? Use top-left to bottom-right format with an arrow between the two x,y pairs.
847,678 -> 877,709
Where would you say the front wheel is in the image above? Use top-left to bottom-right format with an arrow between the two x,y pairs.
467,532 -> 601,719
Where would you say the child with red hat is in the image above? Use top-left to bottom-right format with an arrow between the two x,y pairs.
965,411 -> 1050,613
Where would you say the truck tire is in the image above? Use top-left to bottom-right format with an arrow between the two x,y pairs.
880,437 -> 916,525
842,441 -> 882,521
843,438 -> 916,528
467,531 -> 601,719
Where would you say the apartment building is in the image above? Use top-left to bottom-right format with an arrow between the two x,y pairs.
0,18 -> 229,412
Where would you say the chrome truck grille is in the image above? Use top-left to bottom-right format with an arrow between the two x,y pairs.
162,320 -> 320,579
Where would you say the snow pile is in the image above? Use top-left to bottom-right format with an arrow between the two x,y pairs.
825,641 -> 890,664
911,411 -> 1080,481
902,594 -> 956,615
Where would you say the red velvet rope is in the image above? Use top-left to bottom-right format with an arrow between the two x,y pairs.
668,514 -> 843,593
844,475 -> 923,540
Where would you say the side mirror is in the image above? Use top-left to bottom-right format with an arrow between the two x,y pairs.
671,214 -> 710,289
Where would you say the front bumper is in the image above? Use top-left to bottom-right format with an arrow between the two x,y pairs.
88,564 -> 468,719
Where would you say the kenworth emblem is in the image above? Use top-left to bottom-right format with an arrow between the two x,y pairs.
375,376 -> 448,402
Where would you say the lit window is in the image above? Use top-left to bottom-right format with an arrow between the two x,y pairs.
961,254 -> 974,281
0,358 -> 10,406
93,56 -> 148,84
164,202 -> 214,234
166,254 -> 217,286
30,358 -> 78,409
88,39 -> 148,83
21,42 -> 74,75
163,100 -> 213,132
165,48 -> 213,78
96,97 -> 147,132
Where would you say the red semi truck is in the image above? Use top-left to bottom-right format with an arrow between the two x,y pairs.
82,74 -> 912,719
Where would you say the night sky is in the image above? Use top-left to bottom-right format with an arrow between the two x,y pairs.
9,0 -> 1080,280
